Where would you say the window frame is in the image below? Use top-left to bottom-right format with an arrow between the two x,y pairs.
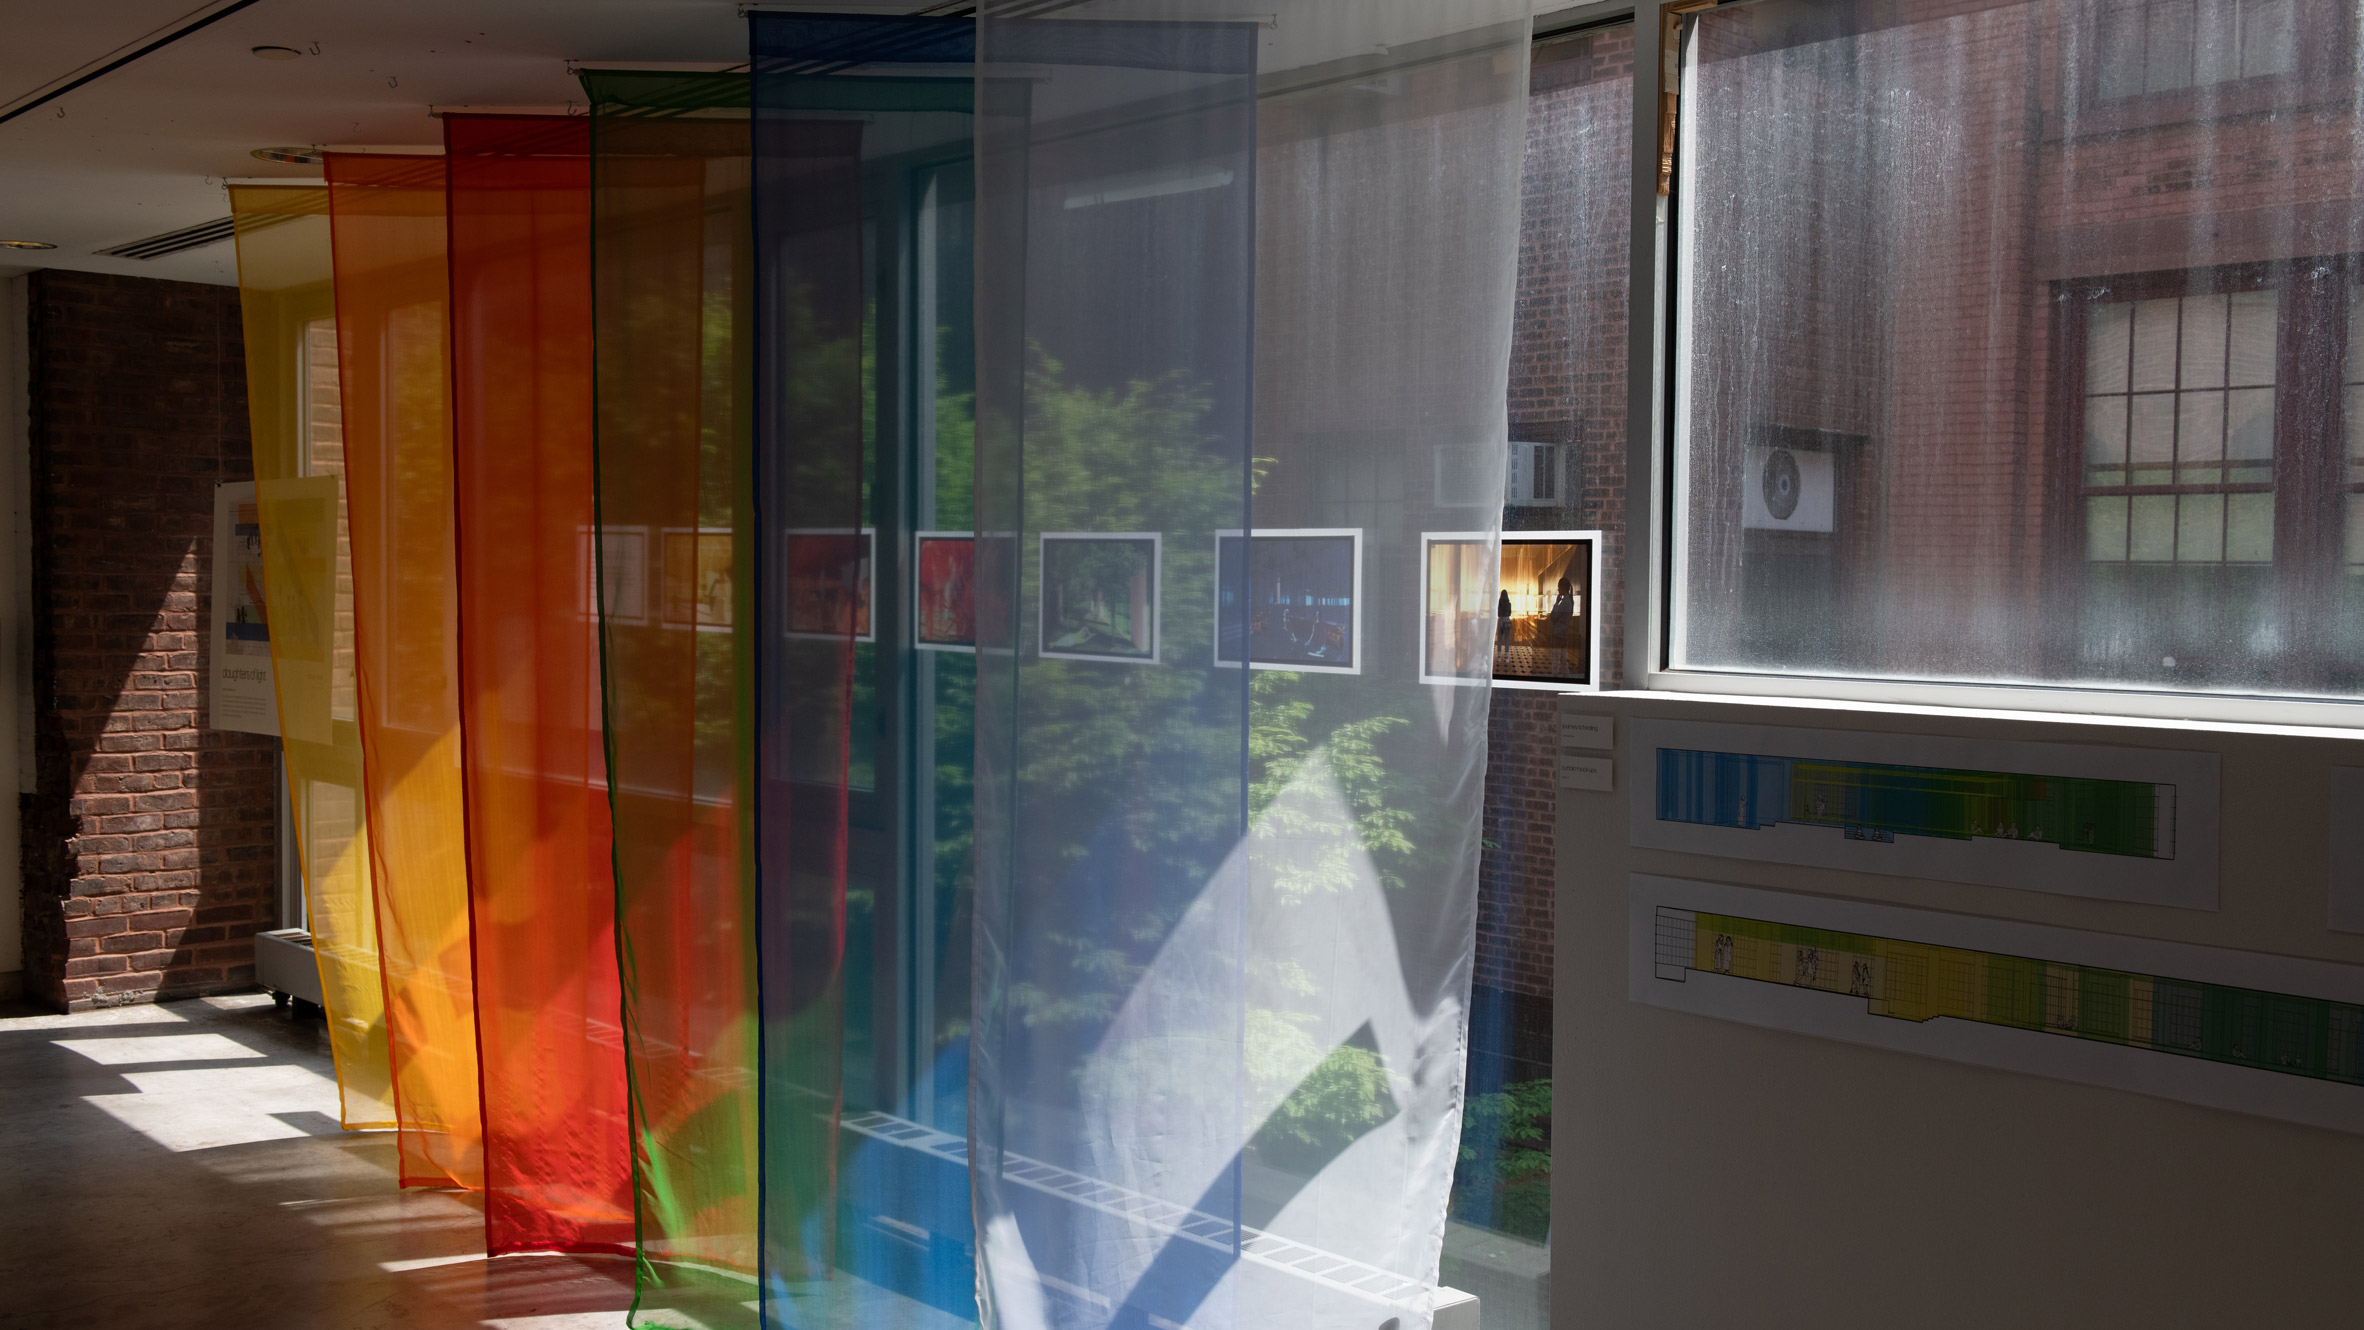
1563,0 -> 2364,729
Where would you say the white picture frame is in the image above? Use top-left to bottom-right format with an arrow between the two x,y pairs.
1038,531 -> 1161,665
912,530 -> 976,654
1212,527 -> 1363,675
780,527 -> 876,644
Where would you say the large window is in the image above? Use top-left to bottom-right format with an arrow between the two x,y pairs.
1670,0 -> 2364,701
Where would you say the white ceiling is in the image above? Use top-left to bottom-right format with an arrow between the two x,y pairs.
0,0 -> 767,285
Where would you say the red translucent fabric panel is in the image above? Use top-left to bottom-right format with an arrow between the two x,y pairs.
446,114 -> 634,1255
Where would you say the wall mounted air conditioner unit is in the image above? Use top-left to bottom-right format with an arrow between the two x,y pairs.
1741,441 -> 1835,532
1506,441 -> 1560,506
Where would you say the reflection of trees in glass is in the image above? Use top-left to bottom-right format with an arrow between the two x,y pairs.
1451,1079 -> 1550,1241
1000,349 -> 1457,1172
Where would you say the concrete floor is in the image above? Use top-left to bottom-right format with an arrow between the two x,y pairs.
0,992 -> 637,1330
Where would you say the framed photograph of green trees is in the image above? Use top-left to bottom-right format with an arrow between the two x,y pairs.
1039,533 -> 1160,664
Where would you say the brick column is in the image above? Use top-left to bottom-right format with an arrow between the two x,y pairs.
21,269 -> 277,1010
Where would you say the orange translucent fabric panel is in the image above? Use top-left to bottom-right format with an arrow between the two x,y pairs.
324,151 -> 484,1190
446,114 -> 633,1254
226,182 -> 397,1130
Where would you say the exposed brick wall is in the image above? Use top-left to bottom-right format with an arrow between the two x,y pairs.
22,269 -> 276,1011
1474,27 -> 1637,1009
1475,690 -> 1559,1000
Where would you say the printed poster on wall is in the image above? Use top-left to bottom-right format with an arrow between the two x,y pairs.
210,481 -> 279,735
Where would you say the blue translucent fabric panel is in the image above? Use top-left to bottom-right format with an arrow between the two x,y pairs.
974,4 -> 1532,1329
750,13 -> 979,1329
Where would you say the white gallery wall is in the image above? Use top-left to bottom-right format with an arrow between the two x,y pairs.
1556,690 -> 2364,1326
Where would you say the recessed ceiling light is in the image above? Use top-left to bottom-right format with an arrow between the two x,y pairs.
1,240 -> 57,251
251,45 -> 302,61
251,146 -> 323,165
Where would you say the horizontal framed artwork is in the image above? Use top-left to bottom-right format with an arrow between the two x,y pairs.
1213,528 -> 1362,675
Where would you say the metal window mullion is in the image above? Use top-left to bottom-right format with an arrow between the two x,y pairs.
1629,0 -> 1668,687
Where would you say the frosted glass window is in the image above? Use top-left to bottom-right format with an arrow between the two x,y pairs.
1672,0 -> 2364,696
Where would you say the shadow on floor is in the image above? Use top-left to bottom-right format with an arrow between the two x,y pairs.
0,992 -> 638,1330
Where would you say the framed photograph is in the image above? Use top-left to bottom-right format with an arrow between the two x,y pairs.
1213,528 -> 1362,674
581,524 -> 648,625
661,528 -> 737,631
209,482 -> 278,736
913,532 -> 975,652
1493,529 -> 1601,691
1419,532 -> 1495,686
1039,532 -> 1160,664
782,528 -> 876,642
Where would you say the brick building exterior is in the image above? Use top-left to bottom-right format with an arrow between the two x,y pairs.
1473,24 -> 1636,1086
21,270 -> 277,1010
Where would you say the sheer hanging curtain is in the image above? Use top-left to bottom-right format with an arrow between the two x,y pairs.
227,183 -> 397,1131
748,13 -> 980,1326
972,4 -> 1530,1328
446,114 -> 634,1257
323,151 -> 484,1190
584,70 -> 761,1329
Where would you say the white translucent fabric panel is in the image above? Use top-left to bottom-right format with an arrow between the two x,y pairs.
972,4 -> 1530,1329
1672,0 -> 2364,697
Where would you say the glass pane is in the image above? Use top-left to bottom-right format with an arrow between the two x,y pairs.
2129,393 -> 2177,482
2192,0 -> 2243,84
2179,292 -> 2228,390
2241,0 -> 2297,77
2097,6 -> 2146,99
2088,494 -> 2130,560
2130,297 -> 2180,391
1675,0 -> 2364,696
2347,492 -> 2364,564
2130,493 -> 2177,560
2225,385 -> 2275,468
2146,0 -> 2198,93
2086,301 -> 2131,393
2177,492 -> 2225,561
2085,395 -> 2128,482
2177,390 -> 2226,481
2227,288 -> 2279,385
2227,491 -> 2276,561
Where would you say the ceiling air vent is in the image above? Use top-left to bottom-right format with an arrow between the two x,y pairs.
96,215 -> 237,260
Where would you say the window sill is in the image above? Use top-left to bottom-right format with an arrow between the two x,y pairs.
1635,667 -> 2364,740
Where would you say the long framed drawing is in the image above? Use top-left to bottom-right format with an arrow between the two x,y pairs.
1039,532 -> 1160,665
1628,716 -> 2220,909
1213,528 -> 1362,674
913,531 -> 975,652
781,527 -> 875,643
1631,874 -> 2364,1136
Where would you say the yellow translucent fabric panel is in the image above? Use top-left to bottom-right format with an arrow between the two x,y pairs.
227,183 -> 395,1130
324,153 -> 485,1189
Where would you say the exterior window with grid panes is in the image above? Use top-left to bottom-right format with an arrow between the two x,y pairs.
2058,262 -> 2364,690
2080,285 -> 2278,567
2093,0 -> 2297,101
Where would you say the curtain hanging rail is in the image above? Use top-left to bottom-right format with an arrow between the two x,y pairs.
0,0 -> 272,126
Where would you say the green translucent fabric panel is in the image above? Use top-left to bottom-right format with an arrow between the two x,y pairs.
586,69 -> 760,1330
748,18 -> 982,1329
